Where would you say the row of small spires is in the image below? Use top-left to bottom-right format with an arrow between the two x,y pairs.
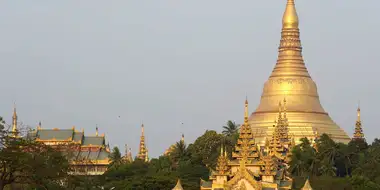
245,97 -> 365,140
8,98 -> 365,149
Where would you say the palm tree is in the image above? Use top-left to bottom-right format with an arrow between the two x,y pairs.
289,138 -> 317,177
222,120 -> 239,137
171,140 -> 188,163
109,146 -> 123,168
222,121 -> 240,159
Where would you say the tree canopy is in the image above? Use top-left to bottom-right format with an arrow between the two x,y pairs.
1,116 -> 380,189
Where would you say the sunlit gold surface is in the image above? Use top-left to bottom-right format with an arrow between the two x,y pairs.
353,107 -> 364,139
249,0 -> 350,144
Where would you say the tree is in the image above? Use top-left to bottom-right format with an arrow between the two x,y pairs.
288,137 -> 317,177
109,146 -> 123,169
0,137 -> 70,190
222,120 -> 239,137
170,140 -> 189,165
188,130 -> 224,169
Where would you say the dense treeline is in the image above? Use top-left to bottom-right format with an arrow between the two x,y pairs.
290,134 -> 379,190
1,118 -> 380,189
102,129 -> 229,190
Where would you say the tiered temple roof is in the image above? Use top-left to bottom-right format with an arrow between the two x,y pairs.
202,98 -> 292,189
232,99 -> 260,162
216,146 -> 230,175
268,99 -> 292,160
27,126 -> 110,175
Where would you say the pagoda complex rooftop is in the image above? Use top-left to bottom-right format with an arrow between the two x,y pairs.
26,126 -> 111,175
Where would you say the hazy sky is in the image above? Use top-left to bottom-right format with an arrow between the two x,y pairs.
0,0 -> 379,158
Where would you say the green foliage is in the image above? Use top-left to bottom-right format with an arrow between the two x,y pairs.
4,115 -> 380,190
101,130 -> 220,189
287,134 -> 380,189
222,120 -> 239,137
109,146 -> 123,169
0,137 -> 70,190
188,130 -> 224,169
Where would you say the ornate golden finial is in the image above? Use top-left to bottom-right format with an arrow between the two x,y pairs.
357,106 -> 361,122
125,145 -> 133,162
95,126 -> 99,136
138,123 -> 148,161
231,98 -> 259,161
125,144 -> 129,156
353,106 -> 364,139
37,121 -> 42,130
291,134 -> 296,148
145,148 -> 149,162
283,0 -> 299,29
271,0 -> 307,78
277,101 -> 283,123
244,97 -> 249,123
216,144 -> 229,175
12,103 -> 18,136
283,97 -> 287,118
181,133 -> 184,142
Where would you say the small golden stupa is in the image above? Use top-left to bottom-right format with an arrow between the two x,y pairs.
249,0 -> 350,144
353,106 -> 364,139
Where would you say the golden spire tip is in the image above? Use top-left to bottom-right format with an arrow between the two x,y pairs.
282,0 -> 299,29
95,125 -> 99,136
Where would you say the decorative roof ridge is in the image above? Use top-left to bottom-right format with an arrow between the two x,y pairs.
38,128 -> 74,131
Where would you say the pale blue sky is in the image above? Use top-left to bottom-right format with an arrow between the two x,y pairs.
0,0 -> 379,158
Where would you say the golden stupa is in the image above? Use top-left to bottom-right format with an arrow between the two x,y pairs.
249,0 -> 350,144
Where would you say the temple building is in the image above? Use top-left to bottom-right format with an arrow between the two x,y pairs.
7,106 -> 112,176
248,0 -> 351,145
137,124 -> 149,162
200,99 -> 293,190
353,107 -> 364,139
27,125 -> 111,175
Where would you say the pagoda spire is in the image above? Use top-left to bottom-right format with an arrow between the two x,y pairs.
137,123 -> 148,161
251,0 -> 351,146
271,0 -> 309,78
353,106 -> 364,139
181,133 -> 184,142
216,145 -> 229,175
244,97 -> 249,122
37,121 -> 42,130
268,99 -> 290,159
283,0 -> 299,29
232,98 -> 259,161
11,103 -> 18,137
